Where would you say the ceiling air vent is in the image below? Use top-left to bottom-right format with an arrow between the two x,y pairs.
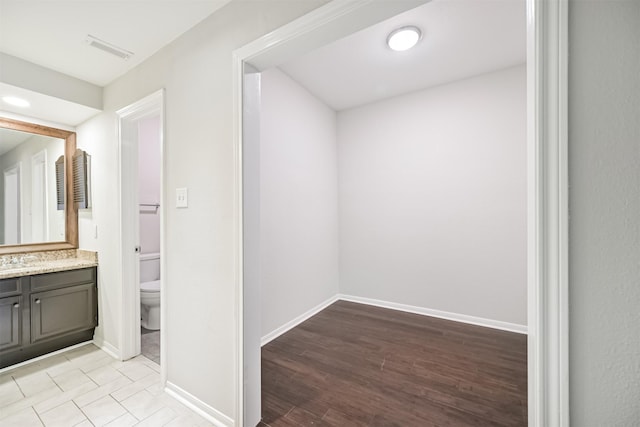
86,35 -> 133,60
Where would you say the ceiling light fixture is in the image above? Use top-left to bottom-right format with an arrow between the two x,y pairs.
386,26 -> 422,51
2,96 -> 30,108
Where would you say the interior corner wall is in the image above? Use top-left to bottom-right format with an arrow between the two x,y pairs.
337,65 -> 527,326
568,0 -> 640,424
259,68 -> 339,337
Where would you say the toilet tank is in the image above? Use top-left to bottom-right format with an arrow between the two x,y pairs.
140,252 -> 160,283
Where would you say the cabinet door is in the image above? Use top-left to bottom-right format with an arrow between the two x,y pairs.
0,296 -> 22,351
30,283 -> 96,344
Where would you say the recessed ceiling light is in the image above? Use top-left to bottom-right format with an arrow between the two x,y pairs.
2,96 -> 30,108
387,26 -> 422,52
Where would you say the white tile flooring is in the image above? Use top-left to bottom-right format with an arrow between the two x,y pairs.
0,344 -> 213,426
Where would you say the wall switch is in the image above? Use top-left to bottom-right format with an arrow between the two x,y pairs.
176,187 -> 188,208
94,225 -> 98,239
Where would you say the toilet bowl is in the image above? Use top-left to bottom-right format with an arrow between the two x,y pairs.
140,253 -> 161,330
140,280 -> 161,330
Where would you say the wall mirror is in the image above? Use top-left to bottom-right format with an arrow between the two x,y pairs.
0,117 -> 78,254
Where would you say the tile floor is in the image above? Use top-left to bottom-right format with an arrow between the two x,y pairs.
0,344 -> 213,426
140,328 -> 160,365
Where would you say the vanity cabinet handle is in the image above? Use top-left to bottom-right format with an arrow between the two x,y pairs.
35,299 -> 41,304
13,303 -> 19,309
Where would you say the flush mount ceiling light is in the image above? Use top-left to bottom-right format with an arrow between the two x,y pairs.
387,26 -> 422,51
2,96 -> 30,108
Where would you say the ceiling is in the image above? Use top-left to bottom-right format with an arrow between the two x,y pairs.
0,0 -> 232,87
0,0 -> 525,125
279,0 -> 526,111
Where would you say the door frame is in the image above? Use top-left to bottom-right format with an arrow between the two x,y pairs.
232,0 -> 569,426
116,89 -> 166,381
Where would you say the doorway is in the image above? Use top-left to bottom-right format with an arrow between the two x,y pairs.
234,0 -> 569,426
117,90 -> 166,377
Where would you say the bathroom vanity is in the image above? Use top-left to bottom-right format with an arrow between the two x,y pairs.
0,117 -> 100,369
0,251 -> 98,369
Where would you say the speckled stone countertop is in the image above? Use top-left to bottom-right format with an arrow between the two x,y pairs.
0,249 -> 98,279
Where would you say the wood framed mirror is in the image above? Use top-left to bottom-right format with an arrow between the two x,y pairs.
0,117 -> 78,254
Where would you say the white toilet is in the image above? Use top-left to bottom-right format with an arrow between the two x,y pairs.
140,252 -> 161,330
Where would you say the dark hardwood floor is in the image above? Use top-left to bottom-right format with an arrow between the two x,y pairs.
260,300 -> 527,427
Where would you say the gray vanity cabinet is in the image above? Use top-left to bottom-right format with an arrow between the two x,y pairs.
0,267 -> 97,368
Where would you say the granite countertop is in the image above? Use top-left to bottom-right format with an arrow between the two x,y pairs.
0,249 -> 98,280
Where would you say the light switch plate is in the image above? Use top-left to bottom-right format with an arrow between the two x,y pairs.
176,187 -> 188,208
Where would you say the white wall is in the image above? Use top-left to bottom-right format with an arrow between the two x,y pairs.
338,65 -> 527,326
259,68 -> 339,337
138,116 -> 161,255
75,0 -> 328,421
568,0 -> 640,424
77,112 -> 123,357
242,70 -> 262,427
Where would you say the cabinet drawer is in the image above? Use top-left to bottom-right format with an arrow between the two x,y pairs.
30,283 -> 97,344
0,296 -> 22,352
0,277 -> 22,297
30,268 -> 95,292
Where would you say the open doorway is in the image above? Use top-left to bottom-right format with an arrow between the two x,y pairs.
137,115 -> 162,363
117,90 -> 165,373
246,0 -> 527,424
236,0 -> 568,426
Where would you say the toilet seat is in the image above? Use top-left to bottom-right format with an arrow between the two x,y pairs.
140,280 -> 160,293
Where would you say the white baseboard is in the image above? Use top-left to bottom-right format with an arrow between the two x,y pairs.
261,294 -> 339,346
94,338 -> 120,360
165,381 -> 234,427
338,294 -> 528,334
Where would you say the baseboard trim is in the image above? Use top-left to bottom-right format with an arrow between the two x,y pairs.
261,294 -> 340,346
259,294 -> 527,346
94,338 -> 120,360
165,381 -> 234,427
338,294 -> 528,334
